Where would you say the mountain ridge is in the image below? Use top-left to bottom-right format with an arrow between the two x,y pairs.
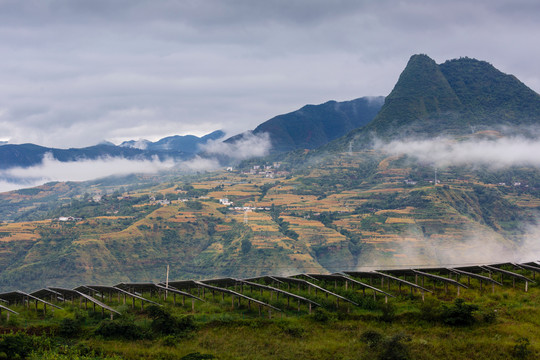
120,130 -> 225,152
0,130 -> 226,170
226,96 -> 384,152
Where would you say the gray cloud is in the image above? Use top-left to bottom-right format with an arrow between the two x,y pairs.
376,136 -> 540,168
0,0 -> 538,148
0,153 -> 176,192
0,132 -> 271,192
201,132 -> 271,161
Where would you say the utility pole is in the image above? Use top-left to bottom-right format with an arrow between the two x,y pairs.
165,264 -> 169,300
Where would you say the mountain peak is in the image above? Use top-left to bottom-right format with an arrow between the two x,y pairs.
379,53 -> 461,120
355,54 -> 540,139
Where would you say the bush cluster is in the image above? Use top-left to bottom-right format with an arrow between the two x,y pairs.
94,319 -> 145,340
420,298 -> 482,326
146,305 -> 196,336
360,330 -> 411,360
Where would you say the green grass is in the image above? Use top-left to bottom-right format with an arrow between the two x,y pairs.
1,280 -> 538,359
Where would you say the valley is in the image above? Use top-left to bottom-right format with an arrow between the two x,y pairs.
1,140 -> 538,291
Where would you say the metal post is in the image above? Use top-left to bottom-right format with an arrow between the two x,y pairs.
165,264 -> 169,300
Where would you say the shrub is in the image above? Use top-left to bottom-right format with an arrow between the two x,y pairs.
356,296 -> 379,310
94,319 -> 145,340
379,302 -> 397,322
378,333 -> 411,360
441,298 -> 478,326
481,309 -> 498,324
162,335 -> 179,347
180,353 -> 216,360
360,329 -> 383,349
58,318 -> 82,338
277,320 -> 306,338
0,332 -> 35,359
511,337 -> 531,359
146,305 -> 196,336
419,297 -> 442,322
310,308 -> 337,323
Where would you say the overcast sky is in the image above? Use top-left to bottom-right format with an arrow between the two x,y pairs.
0,0 -> 539,148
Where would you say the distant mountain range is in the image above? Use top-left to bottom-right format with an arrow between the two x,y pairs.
3,53 -> 539,172
226,97 -> 384,152
0,131 -> 225,170
120,130 -> 225,153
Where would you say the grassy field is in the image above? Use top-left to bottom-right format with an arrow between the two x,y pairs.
1,275 -> 538,360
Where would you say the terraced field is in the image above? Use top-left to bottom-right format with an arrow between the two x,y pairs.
0,150 -> 539,291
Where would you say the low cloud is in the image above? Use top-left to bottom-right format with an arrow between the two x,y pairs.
376,136 -> 540,168
178,156 -> 221,172
0,153 -> 176,193
0,180 -> 38,193
201,132 -> 272,161
358,222 -> 540,271
0,135 -> 271,193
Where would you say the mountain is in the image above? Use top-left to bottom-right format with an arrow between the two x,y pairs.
3,54 -> 540,291
0,143 -> 160,170
120,130 -> 225,153
226,97 -> 384,152
0,130 -> 225,171
336,54 -> 540,145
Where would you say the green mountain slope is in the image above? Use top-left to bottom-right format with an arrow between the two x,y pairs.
333,54 -> 540,148
368,54 -> 461,134
439,57 -> 540,121
226,97 -> 384,152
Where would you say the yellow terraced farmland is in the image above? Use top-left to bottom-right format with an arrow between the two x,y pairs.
385,217 -> 416,224
280,215 -> 347,245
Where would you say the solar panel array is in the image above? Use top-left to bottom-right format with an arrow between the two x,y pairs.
0,261 -> 538,320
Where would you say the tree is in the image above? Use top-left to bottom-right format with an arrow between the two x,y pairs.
241,238 -> 252,254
